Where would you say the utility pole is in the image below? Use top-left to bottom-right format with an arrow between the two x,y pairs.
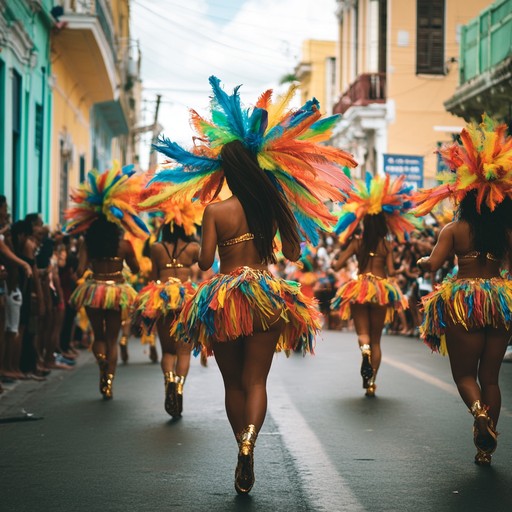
148,94 -> 162,171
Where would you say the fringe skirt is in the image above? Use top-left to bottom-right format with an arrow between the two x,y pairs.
331,273 -> 408,324
70,278 -> 137,317
132,278 -> 197,334
171,266 -> 322,356
420,275 -> 512,355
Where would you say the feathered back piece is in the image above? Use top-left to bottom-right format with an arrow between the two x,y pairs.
64,162 -> 150,238
142,76 -> 357,244
334,172 -> 422,243
140,182 -> 203,236
413,114 -> 512,216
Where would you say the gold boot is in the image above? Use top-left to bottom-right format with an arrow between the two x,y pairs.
96,353 -> 108,397
164,371 -> 179,417
119,336 -> 129,364
360,344 -> 373,388
365,376 -> 377,397
470,400 -> 498,457
175,375 -> 186,416
102,373 -> 114,400
474,449 -> 492,466
235,424 -> 258,494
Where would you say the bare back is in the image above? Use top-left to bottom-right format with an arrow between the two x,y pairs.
447,221 -> 503,279
150,240 -> 200,282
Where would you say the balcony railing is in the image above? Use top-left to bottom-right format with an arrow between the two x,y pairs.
60,0 -> 115,56
333,73 -> 386,115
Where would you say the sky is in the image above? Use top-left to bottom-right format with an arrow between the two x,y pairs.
130,0 -> 339,168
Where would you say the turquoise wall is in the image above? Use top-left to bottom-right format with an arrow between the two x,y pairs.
0,0 -> 53,222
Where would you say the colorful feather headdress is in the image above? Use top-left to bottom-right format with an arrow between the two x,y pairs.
64,162 -> 150,238
142,76 -> 357,244
334,172 -> 422,243
413,114 -> 512,216
140,183 -> 203,236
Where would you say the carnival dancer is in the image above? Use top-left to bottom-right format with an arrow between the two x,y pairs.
414,115 -> 512,466
331,172 -> 420,396
143,76 -> 357,494
133,196 -> 201,417
64,164 -> 149,399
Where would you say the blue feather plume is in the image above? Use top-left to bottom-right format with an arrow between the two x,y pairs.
208,76 -> 247,140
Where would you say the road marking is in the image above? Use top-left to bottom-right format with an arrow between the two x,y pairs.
383,356 -> 458,396
383,355 -> 512,418
269,382 -> 365,512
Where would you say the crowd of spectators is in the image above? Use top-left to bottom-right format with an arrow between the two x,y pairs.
0,195 -> 84,395
1,197 -> 510,396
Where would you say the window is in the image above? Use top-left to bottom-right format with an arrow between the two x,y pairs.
416,0 -> 445,75
12,70 -> 22,220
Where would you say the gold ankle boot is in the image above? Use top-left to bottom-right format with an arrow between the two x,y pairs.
365,376 -> 377,397
96,353 -> 108,396
235,424 -> 258,494
164,371 -> 179,417
175,375 -> 186,416
119,336 -> 129,364
360,344 -> 373,388
470,400 -> 498,456
102,373 -> 114,400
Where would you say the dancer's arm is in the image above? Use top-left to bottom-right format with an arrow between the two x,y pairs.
417,223 -> 454,272
331,239 -> 357,271
198,205 -> 217,271
385,239 -> 396,277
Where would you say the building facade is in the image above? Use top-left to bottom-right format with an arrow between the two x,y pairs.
0,0 -> 53,221
444,0 -> 512,125
332,0 -> 491,184
295,40 -> 337,114
0,0 -> 141,226
51,0 -> 141,225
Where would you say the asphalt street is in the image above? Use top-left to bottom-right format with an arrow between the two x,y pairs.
1,330 -> 511,512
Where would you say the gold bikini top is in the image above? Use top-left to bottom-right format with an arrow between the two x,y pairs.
165,260 -> 184,269
458,251 -> 500,262
160,241 -> 191,269
218,232 -> 255,248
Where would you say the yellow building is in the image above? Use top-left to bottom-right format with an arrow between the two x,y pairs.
331,0 -> 491,185
50,0 -> 141,226
295,40 -> 337,114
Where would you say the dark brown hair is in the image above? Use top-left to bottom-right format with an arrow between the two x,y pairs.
458,190 -> 512,262
220,140 -> 300,263
85,215 -> 121,259
358,212 -> 389,270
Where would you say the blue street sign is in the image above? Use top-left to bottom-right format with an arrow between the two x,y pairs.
383,154 -> 424,188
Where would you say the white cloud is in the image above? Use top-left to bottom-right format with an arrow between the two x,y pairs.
131,0 -> 339,167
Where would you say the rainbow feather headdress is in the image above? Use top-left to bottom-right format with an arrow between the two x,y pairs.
413,115 -> 512,216
140,183 -> 203,236
64,162 -> 150,238
334,172 -> 422,243
142,76 -> 357,244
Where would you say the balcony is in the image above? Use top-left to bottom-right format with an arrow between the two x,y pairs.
333,73 -> 386,115
52,0 -> 117,103
445,0 -> 512,121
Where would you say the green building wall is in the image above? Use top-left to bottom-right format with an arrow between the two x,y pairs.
0,0 -> 53,222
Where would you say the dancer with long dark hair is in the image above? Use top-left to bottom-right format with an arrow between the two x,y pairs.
133,199 -> 201,417
144,76 -> 357,494
414,116 -> 512,466
332,173 -> 420,396
64,165 -> 149,399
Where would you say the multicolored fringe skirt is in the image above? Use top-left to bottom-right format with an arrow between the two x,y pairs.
70,277 -> 137,319
420,275 -> 512,355
331,273 -> 408,323
171,266 -> 322,356
132,278 -> 197,334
